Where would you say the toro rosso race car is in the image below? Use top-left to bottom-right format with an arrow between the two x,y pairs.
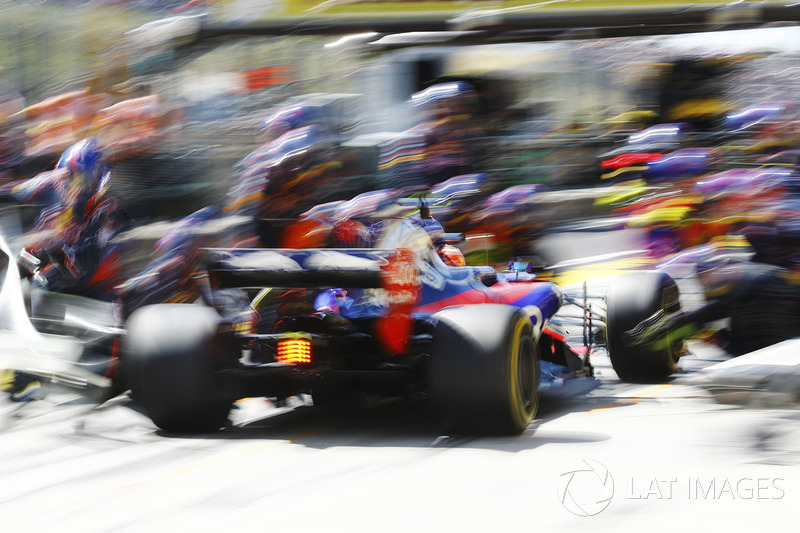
123,214 -> 685,436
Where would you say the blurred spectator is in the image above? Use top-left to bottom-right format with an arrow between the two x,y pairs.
656,57 -> 737,130
378,81 -> 482,190
90,94 -> 166,161
20,89 -> 110,159
0,81 -> 26,182
722,101 -> 800,156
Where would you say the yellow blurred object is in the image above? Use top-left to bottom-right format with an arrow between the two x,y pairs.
604,110 -> 658,124
594,180 -> 647,206
744,139 -> 797,154
627,206 -> 689,227
601,166 -> 648,180
624,193 -> 703,228
0,369 -> 13,391
666,97 -> 732,120
550,256 -> 658,287
708,234 -> 750,249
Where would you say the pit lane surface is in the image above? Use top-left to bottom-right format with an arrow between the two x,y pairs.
1,349 -> 798,532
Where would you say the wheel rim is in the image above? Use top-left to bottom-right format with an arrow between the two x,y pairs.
517,337 -> 536,410
660,289 -> 681,369
508,318 -> 537,429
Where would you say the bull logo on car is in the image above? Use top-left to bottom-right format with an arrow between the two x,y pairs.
377,248 -> 421,355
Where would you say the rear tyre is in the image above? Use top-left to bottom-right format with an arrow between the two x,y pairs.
124,304 -> 232,433
430,305 -> 539,435
605,271 -> 682,383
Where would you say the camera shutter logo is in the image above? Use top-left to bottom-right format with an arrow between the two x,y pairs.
557,459 -> 614,516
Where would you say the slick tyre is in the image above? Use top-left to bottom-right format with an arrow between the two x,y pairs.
605,271 -> 682,383
124,304 -> 231,433
430,305 -> 539,435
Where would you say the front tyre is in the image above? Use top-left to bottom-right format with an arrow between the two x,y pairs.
430,305 -> 540,435
605,271 -> 682,383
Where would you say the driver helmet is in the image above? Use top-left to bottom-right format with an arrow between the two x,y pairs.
438,243 -> 466,267
56,137 -> 105,211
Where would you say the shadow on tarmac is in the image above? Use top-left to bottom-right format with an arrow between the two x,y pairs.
141,386 -> 625,453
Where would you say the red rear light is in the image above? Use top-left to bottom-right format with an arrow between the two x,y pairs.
277,338 -> 312,364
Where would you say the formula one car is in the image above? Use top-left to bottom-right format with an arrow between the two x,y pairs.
634,214 -> 800,358
122,213 -> 685,436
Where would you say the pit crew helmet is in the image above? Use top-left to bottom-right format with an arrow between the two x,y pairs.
154,206 -> 221,256
57,137 -> 106,210
409,81 -> 477,121
259,104 -> 324,143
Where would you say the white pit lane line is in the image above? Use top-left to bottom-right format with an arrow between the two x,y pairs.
703,338 -> 800,370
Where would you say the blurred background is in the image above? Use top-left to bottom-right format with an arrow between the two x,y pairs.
4,1 -> 800,269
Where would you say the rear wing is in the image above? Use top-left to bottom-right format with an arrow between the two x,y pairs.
203,247 -> 397,289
